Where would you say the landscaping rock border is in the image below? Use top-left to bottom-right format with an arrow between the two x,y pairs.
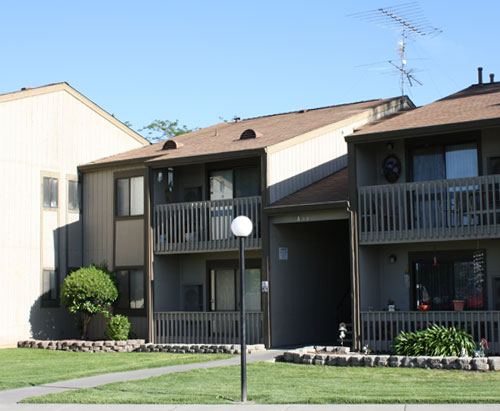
17,339 -> 265,354
281,347 -> 500,371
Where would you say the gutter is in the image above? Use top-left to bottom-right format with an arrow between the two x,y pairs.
346,117 -> 500,144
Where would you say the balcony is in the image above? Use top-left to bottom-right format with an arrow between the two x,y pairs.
154,311 -> 264,344
154,196 -> 262,254
361,311 -> 500,354
358,175 -> 500,244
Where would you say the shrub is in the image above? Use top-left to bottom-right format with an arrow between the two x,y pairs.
60,264 -> 118,339
106,315 -> 131,340
393,323 -> 475,357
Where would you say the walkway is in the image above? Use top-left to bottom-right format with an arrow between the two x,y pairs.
0,349 -> 498,411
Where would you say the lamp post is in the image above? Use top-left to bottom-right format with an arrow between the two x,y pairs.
230,215 -> 253,403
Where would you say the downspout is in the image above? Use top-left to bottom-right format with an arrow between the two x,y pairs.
347,200 -> 361,351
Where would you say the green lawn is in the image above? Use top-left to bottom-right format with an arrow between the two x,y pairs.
0,348 -> 231,391
23,362 -> 500,404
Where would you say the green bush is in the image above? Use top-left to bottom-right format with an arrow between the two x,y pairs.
393,323 -> 475,357
60,264 -> 118,339
106,315 -> 131,340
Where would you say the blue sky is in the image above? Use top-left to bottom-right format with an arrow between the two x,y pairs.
2,1 -> 498,134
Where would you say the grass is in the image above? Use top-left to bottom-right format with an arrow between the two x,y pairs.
0,348 -> 231,391
23,361 -> 500,404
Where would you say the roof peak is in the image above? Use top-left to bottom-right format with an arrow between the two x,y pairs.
241,97 -> 402,122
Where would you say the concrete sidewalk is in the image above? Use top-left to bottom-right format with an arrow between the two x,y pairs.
0,349 -> 282,406
1,404 -> 500,410
0,349 -> 498,411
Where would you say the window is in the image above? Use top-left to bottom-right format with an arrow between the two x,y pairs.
209,263 -> 261,312
411,142 -> 478,182
43,177 -> 58,208
42,269 -> 58,305
412,250 -> 485,311
116,269 -> 145,310
209,167 -> 260,200
116,176 -> 144,217
68,180 -> 80,211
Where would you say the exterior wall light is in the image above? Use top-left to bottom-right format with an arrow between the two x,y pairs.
389,254 -> 397,264
230,215 -> 253,402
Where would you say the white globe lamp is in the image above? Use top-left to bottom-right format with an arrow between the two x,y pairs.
231,216 -> 253,237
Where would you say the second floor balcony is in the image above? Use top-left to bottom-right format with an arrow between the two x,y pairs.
358,174 -> 500,244
154,196 -> 262,253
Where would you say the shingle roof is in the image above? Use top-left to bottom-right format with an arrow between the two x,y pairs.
84,98 -> 400,168
268,167 -> 348,208
351,82 -> 500,138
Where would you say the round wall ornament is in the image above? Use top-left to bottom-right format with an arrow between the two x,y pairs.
381,155 -> 401,183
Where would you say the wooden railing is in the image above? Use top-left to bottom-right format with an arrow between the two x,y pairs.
154,311 -> 263,345
154,196 -> 262,253
361,311 -> 500,354
358,174 -> 500,244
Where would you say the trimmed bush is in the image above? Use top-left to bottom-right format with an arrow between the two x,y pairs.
60,264 -> 118,339
106,315 -> 131,340
393,323 -> 475,357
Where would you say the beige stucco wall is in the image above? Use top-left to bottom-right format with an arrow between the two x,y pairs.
0,88 -> 147,347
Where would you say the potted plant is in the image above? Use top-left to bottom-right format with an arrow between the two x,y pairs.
453,299 -> 465,311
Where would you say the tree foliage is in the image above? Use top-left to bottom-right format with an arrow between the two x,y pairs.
60,264 -> 118,339
106,314 -> 131,341
139,119 -> 191,142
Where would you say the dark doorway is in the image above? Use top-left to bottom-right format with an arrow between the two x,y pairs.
270,219 -> 351,347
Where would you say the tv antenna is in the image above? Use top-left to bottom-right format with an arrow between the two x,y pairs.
349,2 -> 442,98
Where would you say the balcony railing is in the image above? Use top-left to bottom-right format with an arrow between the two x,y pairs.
361,311 -> 500,354
154,196 -> 262,253
154,311 -> 264,345
358,175 -> 500,244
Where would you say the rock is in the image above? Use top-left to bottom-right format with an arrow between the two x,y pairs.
325,355 -> 338,366
442,357 -> 458,370
472,358 -> 489,371
389,356 -> 404,367
363,355 -> 376,367
336,355 -> 351,366
350,355 -> 365,366
427,357 -> 443,369
456,357 -> 471,371
488,357 -> 500,371
375,355 -> 390,367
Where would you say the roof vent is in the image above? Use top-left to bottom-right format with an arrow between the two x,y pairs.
162,139 -> 184,150
490,73 -> 495,83
21,87 -> 32,91
240,129 -> 262,140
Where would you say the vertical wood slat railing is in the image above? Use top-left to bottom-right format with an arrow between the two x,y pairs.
154,311 -> 264,345
358,175 -> 500,244
361,311 -> 500,354
154,196 -> 261,253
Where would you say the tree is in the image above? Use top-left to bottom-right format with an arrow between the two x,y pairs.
60,264 -> 118,339
139,119 -> 191,142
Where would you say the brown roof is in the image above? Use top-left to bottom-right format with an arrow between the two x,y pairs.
350,82 -> 500,139
83,98 -> 399,168
268,167 -> 348,208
